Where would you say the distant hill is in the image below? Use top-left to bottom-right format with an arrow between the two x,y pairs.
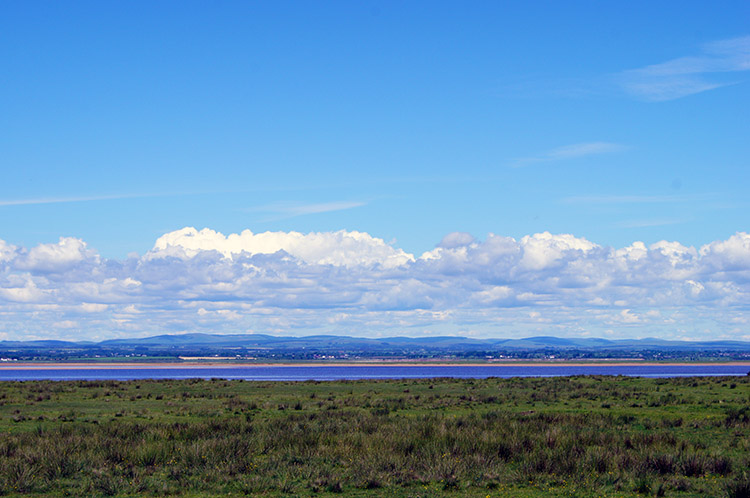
2,333 -> 749,354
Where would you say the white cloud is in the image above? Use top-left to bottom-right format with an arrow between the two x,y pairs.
16,237 -> 99,273
650,240 -> 697,266
53,320 -> 78,329
699,232 -> 750,270
437,232 -> 476,249
80,303 -> 109,313
149,227 -> 414,268
615,241 -> 648,262
617,35 -> 750,101
0,239 -> 17,263
1,229 -> 750,341
0,279 -> 47,303
475,286 -> 514,305
618,309 -> 640,324
518,232 -> 597,271
685,280 -> 704,298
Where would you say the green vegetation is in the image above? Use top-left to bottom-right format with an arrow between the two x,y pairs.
0,376 -> 748,497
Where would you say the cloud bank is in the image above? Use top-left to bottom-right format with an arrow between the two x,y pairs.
1,228 -> 749,341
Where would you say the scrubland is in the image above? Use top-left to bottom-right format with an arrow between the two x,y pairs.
0,376 -> 748,497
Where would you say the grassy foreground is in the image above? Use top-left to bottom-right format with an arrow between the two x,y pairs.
0,376 -> 748,497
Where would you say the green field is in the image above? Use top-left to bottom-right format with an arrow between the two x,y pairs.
0,376 -> 748,497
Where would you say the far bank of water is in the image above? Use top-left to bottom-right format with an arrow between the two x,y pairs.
1,363 -> 748,381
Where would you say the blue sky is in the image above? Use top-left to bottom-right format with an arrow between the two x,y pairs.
1,2 -> 749,341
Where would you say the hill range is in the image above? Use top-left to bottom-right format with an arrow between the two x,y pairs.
1,333 -> 749,362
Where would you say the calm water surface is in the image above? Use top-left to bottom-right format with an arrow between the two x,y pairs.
1,364 -> 748,381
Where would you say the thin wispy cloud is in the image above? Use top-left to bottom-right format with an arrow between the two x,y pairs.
616,35 -> 750,101
0,190 -> 363,209
562,193 -> 716,204
250,201 -> 367,221
0,190 -> 241,207
512,142 -> 626,167
617,218 -> 688,228
0,194 -> 156,207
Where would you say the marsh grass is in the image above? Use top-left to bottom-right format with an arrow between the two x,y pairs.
0,375 -> 747,497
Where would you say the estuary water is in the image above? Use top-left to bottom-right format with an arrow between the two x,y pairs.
0,363 -> 748,381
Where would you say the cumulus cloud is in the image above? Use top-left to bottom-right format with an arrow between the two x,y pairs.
518,232 -> 597,270
0,277 -> 47,303
149,227 -> 414,268
15,237 -> 99,273
699,232 -> 750,270
437,232 -> 476,249
1,228 -> 750,341
0,240 -> 17,264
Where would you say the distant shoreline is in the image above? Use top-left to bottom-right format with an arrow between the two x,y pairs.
1,360 -> 749,370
